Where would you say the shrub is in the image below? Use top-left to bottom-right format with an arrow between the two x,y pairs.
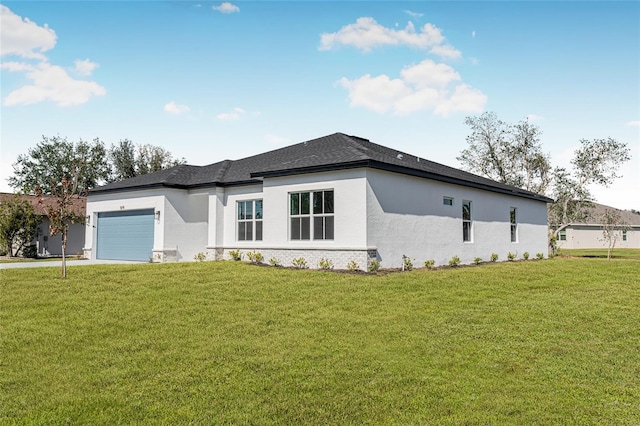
347,260 -> 360,272
490,253 -> 499,262
292,257 -> 307,269
246,251 -> 264,264
22,245 -> 37,259
402,256 -> 413,271
536,252 -> 544,260
268,257 -> 281,267
507,252 -> 517,261
424,259 -> 435,269
474,257 -> 482,265
449,255 -> 461,267
523,252 -> 530,260
368,260 -> 381,273
318,258 -> 334,270
193,252 -> 206,262
229,249 -> 242,261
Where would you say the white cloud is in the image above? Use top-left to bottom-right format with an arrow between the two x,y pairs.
164,101 -> 191,115
472,30 -> 476,38
626,120 -> 640,127
217,107 -> 246,120
469,57 -> 479,65
338,59 -> 486,117
526,114 -> 544,122
404,10 -> 423,18
319,17 -> 461,59
3,62 -> 106,107
73,59 -> 98,76
212,2 -> 239,13
0,5 -> 57,59
0,61 -> 34,72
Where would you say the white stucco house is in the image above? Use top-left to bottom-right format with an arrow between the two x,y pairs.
84,133 -> 552,268
556,203 -> 640,249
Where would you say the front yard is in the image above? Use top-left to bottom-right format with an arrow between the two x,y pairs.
2,258 -> 639,424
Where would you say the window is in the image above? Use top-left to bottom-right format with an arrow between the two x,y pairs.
510,207 -> 518,242
290,190 -> 334,240
559,230 -> 566,241
237,199 -> 263,241
462,200 -> 472,242
443,196 -> 453,206
622,230 -> 627,241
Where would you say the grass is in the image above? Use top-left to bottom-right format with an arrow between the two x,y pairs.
2,259 -> 639,424
558,248 -> 640,260
0,256 -> 84,264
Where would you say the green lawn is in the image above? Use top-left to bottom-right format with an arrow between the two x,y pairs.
558,248 -> 640,260
2,259 -> 639,424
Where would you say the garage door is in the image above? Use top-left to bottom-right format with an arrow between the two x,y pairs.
97,209 -> 154,261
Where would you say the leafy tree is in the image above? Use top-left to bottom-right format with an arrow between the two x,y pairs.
108,140 -> 186,182
36,179 -> 84,278
549,138 -> 631,239
9,136 -> 110,196
599,208 -> 629,260
0,195 -> 40,257
459,113 -> 630,253
457,112 -> 551,195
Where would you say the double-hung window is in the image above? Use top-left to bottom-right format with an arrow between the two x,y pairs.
290,190 -> 334,240
622,230 -> 627,241
559,230 -> 566,241
237,199 -> 263,241
510,207 -> 518,242
462,200 -> 472,242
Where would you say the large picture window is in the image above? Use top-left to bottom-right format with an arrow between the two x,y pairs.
237,199 -> 263,241
462,200 -> 472,242
510,207 -> 518,242
290,190 -> 334,240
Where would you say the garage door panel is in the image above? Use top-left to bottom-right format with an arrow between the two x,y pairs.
97,209 -> 154,261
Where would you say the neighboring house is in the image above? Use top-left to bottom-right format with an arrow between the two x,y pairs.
556,203 -> 640,249
0,193 -> 86,257
84,133 -> 552,268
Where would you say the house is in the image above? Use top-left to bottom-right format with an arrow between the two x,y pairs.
556,203 -> 640,249
84,133 -> 552,268
0,193 -> 86,257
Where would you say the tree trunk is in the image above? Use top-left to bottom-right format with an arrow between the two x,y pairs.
61,227 -> 67,278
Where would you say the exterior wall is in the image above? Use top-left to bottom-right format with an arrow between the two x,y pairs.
366,169 -> 549,268
36,219 -> 86,256
557,226 -> 640,249
85,189 -> 163,261
209,169 -> 370,269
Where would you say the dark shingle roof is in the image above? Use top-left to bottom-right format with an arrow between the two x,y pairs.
90,133 -> 552,202
566,203 -> 640,226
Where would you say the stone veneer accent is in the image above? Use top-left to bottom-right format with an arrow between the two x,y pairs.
205,247 -> 378,270
152,249 -> 178,263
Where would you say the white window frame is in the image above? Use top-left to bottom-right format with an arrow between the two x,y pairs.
237,199 -> 263,241
443,196 -> 454,206
622,230 -> 627,241
510,207 -> 518,243
462,200 -> 472,243
289,190 -> 334,241
559,229 -> 567,241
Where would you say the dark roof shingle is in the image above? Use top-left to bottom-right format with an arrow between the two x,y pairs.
90,133 -> 553,202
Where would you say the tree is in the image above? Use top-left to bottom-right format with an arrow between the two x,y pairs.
599,208 -> 630,260
549,138 -> 631,239
459,113 -> 630,254
36,179 -> 83,278
108,141 -> 186,182
457,112 -> 551,194
0,195 -> 40,257
9,136 -> 110,196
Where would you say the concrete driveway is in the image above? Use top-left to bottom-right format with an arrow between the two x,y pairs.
0,259 -> 145,270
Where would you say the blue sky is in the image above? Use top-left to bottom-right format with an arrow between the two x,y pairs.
1,1 -> 639,209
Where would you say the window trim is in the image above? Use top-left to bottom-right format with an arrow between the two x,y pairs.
622,230 -> 627,241
289,189 -> 334,241
510,207 -> 518,243
236,199 -> 263,242
443,196 -> 454,206
462,200 -> 472,243
559,229 -> 566,241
